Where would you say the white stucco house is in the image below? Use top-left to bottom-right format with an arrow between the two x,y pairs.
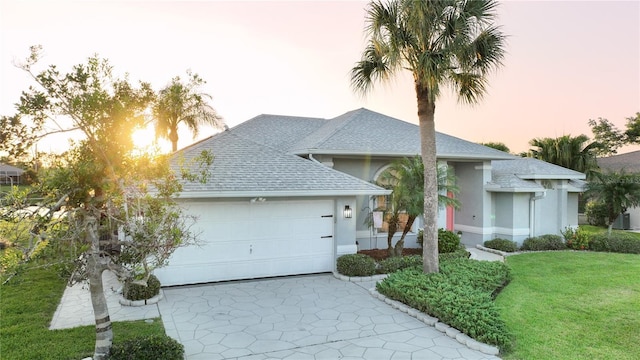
597,150 -> 640,230
155,108 -> 585,286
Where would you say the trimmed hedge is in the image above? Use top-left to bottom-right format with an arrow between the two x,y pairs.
109,335 -> 184,360
521,235 -> 566,251
589,233 -> 640,254
376,258 -> 512,351
484,238 -> 518,252
123,275 -> 161,301
438,246 -> 470,261
336,254 -> 376,277
379,255 -> 422,273
438,228 -> 461,253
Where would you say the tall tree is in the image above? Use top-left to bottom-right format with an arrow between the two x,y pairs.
588,113 -> 640,156
480,142 -> 510,153
378,156 -> 460,257
0,46 -> 210,359
153,71 -> 224,152
351,0 -> 505,273
585,171 -> 640,235
528,135 -> 599,176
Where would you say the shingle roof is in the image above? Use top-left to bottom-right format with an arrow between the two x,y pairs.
487,158 -> 586,192
172,130 -> 389,198
0,163 -> 25,175
286,108 -> 515,160
230,114 -> 326,151
597,150 -> 640,173
492,158 -> 586,180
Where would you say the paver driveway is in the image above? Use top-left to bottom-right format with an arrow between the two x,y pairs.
158,274 -> 500,360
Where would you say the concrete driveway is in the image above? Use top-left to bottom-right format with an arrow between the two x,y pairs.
158,274 -> 500,360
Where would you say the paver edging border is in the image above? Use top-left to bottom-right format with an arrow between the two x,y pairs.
332,272 -> 500,356
332,272 -> 388,283
118,289 -> 164,306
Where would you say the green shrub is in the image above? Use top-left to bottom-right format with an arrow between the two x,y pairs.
589,233 -> 640,254
438,246 -> 470,261
123,275 -> 161,301
561,227 -> 590,250
336,254 -> 376,277
585,201 -> 608,227
438,228 -> 460,253
521,234 -> 566,251
376,259 -> 512,351
109,335 -> 184,360
379,255 -> 422,273
484,238 -> 518,252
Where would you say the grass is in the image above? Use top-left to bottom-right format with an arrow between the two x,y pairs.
496,251 -> 640,360
0,263 -> 166,360
580,224 -> 640,240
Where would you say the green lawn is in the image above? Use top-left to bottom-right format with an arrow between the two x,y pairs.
580,224 -> 640,240
0,264 -> 165,360
497,251 -> 640,360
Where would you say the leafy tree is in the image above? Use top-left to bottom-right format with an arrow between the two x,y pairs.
480,142 -> 510,153
0,46 -> 211,360
153,71 -> 224,152
527,135 -> 599,176
588,113 -> 640,156
585,171 -> 640,234
378,156 -> 460,257
624,112 -> 640,144
351,0 -> 506,273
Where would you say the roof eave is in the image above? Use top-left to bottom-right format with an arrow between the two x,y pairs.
175,189 -> 392,199
294,149 -> 516,160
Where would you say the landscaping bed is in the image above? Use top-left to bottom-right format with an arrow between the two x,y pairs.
358,247 -> 422,261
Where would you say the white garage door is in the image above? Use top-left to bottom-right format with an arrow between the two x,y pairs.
155,199 -> 335,286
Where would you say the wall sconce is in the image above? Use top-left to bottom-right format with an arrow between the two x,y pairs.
343,205 -> 352,219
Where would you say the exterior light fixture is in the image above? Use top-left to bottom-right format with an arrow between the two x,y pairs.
343,205 -> 352,219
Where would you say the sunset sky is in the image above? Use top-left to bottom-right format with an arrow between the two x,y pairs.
1,0 -> 639,155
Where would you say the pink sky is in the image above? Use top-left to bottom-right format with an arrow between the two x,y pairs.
1,0 -> 639,155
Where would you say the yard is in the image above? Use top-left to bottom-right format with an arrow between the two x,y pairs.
0,263 -> 166,360
496,251 -> 640,360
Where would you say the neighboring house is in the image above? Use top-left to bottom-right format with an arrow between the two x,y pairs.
597,150 -> 640,230
0,163 -> 24,185
155,108 -> 585,286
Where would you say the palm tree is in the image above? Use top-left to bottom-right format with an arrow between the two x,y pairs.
586,170 -> 640,235
378,156 -> 460,257
528,135 -> 599,176
351,0 -> 506,273
153,71 -> 224,152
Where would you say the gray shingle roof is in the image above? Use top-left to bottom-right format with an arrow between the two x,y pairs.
230,114 -> 326,151
597,150 -> 640,173
0,163 -> 25,175
492,158 -> 586,180
487,158 -> 586,192
172,130 -> 389,198
286,108 -> 515,160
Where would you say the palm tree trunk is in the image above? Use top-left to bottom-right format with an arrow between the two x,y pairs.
169,127 -> 179,152
416,83 -> 439,274
86,215 -> 113,360
394,215 -> 417,257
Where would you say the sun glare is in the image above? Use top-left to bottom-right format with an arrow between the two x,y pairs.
131,125 -> 171,155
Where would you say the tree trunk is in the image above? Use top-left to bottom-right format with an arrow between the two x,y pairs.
416,82 -> 439,274
386,214 -> 399,257
394,215 -> 417,257
86,215 -> 113,360
169,127 -> 179,152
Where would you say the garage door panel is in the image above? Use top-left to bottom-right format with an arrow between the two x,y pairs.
155,200 -> 335,286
